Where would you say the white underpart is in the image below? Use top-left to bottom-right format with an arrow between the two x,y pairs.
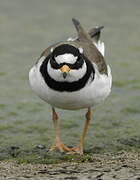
94,40 -> 105,56
29,56 -> 112,110
47,60 -> 87,82
55,54 -> 78,64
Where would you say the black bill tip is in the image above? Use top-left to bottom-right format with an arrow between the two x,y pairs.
63,72 -> 67,79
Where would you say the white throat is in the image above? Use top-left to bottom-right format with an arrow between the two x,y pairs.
47,60 -> 87,82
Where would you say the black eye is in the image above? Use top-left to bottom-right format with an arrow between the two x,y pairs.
77,57 -> 81,63
77,56 -> 83,64
50,56 -> 60,69
70,56 -> 84,69
51,56 -> 56,64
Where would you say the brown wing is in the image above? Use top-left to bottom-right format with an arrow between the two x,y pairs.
72,18 -> 107,75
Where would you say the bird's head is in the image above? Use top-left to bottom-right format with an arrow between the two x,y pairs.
48,44 -> 87,82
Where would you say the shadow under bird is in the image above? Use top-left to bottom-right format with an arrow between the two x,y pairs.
29,18 -> 112,155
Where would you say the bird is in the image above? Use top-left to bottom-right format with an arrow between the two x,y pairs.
29,18 -> 112,155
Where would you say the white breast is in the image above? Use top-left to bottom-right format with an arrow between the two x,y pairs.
29,61 -> 112,110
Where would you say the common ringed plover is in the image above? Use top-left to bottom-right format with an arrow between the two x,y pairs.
29,18 -> 112,155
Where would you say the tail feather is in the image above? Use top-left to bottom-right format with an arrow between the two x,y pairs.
88,26 -> 104,42
89,26 -> 105,56
71,18 -> 105,56
72,18 -> 92,42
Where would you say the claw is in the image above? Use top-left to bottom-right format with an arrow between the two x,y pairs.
49,142 -> 71,152
49,142 -> 84,155
68,145 -> 84,155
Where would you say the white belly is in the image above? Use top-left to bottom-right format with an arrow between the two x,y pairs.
29,65 -> 112,110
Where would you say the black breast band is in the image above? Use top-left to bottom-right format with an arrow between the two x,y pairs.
40,54 -> 95,92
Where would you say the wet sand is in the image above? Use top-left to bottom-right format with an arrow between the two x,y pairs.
0,151 -> 140,180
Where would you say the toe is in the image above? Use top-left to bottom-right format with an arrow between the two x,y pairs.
70,146 -> 83,155
49,142 -> 71,152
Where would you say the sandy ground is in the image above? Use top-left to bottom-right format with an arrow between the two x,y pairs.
0,151 -> 140,180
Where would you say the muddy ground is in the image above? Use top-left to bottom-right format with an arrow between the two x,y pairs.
0,151 -> 140,180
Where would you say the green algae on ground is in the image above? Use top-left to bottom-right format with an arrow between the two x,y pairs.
121,107 -> 140,114
0,139 -> 140,165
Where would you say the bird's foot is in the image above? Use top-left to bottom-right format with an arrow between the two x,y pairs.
49,141 -> 71,153
67,145 -> 83,155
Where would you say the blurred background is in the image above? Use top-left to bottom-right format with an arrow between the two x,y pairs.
0,0 -> 140,159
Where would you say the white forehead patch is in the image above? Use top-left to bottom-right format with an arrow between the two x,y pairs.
55,53 -> 78,64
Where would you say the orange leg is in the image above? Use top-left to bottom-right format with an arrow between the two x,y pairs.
49,108 -> 71,152
70,108 -> 92,155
